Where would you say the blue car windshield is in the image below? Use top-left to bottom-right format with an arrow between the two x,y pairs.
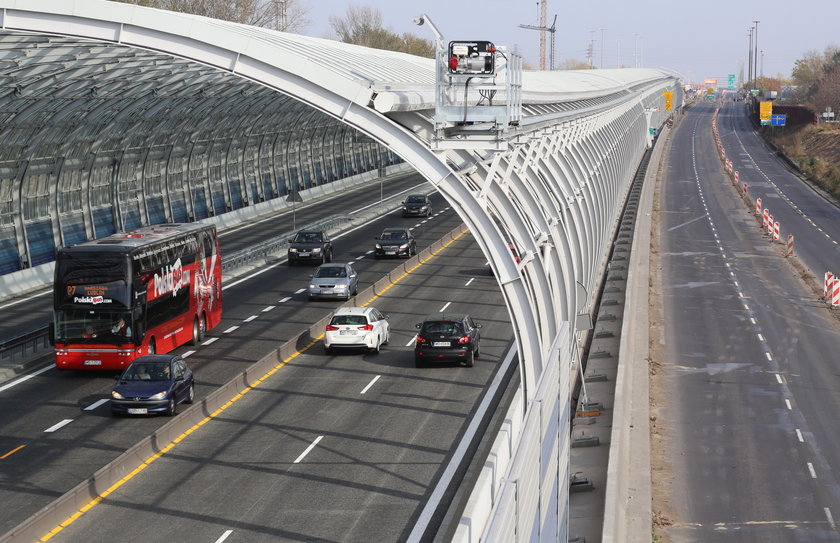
124,362 -> 170,381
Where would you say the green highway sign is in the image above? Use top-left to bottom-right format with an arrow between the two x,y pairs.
728,74 -> 736,89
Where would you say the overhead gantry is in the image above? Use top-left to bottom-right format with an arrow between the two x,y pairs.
0,1 -> 681,539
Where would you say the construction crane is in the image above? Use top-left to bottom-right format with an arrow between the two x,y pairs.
519,15 -> 557,70
519,0 -> 556,70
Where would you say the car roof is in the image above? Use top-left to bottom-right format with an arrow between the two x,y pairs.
332,306 -> 373,315
317,262 -> 347,268
130,354 -> 179,364
419,314 -> 468,323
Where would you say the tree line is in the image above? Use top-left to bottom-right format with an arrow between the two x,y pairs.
790,45 -> 840,114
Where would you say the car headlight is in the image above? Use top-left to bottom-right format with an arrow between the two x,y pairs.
375,243 -> 382,249
312,247 -> 321,253
149,391 -> 168,400
309,284 -> 317,289
335,285 -> 347,290
289,247 -> 298,253
400,243 -> 409,249
420,205 -> 428,210
111,390 -> 124,399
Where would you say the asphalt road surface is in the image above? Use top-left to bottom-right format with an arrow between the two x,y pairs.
654,99 -> 840,541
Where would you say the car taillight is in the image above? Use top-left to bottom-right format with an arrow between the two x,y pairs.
458,335 -> 470,344
416,336 -> 428,344
361,324 -> 374,331
326,325 -> 339,331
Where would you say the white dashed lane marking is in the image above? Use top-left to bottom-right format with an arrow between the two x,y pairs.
223,326 -> 239,334
84,399 -> 109,411
44,419 -> 73,433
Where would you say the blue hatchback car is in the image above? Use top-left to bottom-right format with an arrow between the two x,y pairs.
111,354 -> 195,416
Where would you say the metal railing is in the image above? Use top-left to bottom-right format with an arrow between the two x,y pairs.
0,326 -> 51,368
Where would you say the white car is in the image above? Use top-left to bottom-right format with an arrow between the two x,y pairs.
324,306 -> 390,354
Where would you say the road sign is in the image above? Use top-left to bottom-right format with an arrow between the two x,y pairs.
663,91 -> 673,111
771,114 -> 786,126
728,74 -> 736,89
760,101 -> 773,120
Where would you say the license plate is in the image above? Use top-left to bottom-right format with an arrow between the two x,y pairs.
321,290 -> 333,294
83,359 -> 102,366
432,341 -> 451,347
299,252 -> 310,256
339,329 -> 357,335
386,251 -> 396,255
128,408 -> 147,415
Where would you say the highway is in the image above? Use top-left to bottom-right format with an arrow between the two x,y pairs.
653,99 -> 840,541
0,172 -> 515,539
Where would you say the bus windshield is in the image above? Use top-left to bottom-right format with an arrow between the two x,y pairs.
54,309 -> 136,342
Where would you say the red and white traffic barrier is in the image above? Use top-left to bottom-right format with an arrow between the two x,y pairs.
763,209 -> 769,228
743,183 -> 748,196
825,272 -> 834,298
734,171 -> 740,183
756,198 -> 762,215
773,221 -> 780,241
787,234 -> 794,257
767,215 -> 774,235
833,278 -> 840,307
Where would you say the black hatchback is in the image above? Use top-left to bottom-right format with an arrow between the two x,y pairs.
374,227 -> 416,258
111,354 -> 194,416
402,194 -> 432,217
414,314 -> 482,367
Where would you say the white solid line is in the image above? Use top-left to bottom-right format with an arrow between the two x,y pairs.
808,463 -> 817,479
202,337 -> 219,346
0,364 -> 52,393
294,288 -> 306,294
223,326 -> 239,334
439,301 -> 451,312
365,250 -> 374,254
84,398 -> 110,411
243,315 -> 258,323
775,374 -> 783,384
361,375 -> 381,395
750,318 -> 757,324
406,335 -> 417,347
45,419 -> 73,433
294,435 -> 324,464
465,278 -> 475,287
758,333 -> 764,341
0,289 -> 49,310
785,399 -> 792,410
796,429 -> 804,442
182,350 -> 196,358
262,306 -> 276,312
278,296 -> 291,303
214,530 -> 234,543
826,508 -> 836,530
765,352 -> 772,361
355,255 -> 366,260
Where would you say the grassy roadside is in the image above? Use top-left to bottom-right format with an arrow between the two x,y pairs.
761,123 -> 840,198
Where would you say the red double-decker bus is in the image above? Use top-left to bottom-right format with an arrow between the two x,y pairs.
51,223 -> 222,370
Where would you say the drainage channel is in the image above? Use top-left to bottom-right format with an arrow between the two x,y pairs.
568,145 -> 653,543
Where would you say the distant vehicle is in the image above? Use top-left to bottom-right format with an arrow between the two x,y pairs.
288,230 -> 332,265
110,354 -> 195,416
488,243 -> 521,276
374,227 -> 416,258
402,194 -> 433,218
51,223 -> 222,370
308,262 -> 359,300
324,306 -> 390,354
414,314 -> 482,367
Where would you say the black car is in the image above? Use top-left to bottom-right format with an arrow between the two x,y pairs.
374,227 -> 416,258
110,354 -> 194,416
402,194 -> 433,217
414,314 -> 482,367
288,230 -> 332,265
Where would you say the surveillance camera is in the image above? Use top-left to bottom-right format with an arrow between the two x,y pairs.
413,16 -> 425,26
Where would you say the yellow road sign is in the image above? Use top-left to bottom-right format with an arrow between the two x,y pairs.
760,101 -> 773,120
663,91 -> 673,111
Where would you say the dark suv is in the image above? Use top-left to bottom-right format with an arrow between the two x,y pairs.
402,194 -> 432,217
414,314 -> 482,367
374,227 -> 416,258
288,230 -> 332,265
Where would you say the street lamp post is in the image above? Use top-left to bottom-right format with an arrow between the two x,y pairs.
599,28 -> 606,69
753,20 -> 760,83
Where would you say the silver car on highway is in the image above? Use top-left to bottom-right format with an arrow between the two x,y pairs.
308,262 -> 358,301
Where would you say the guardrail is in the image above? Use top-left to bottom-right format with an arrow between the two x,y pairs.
0,326 -> 50,367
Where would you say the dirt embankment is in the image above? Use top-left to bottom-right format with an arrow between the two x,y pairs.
764,123 -> 840,198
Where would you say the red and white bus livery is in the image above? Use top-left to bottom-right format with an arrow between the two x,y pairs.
51,223 -> 222,370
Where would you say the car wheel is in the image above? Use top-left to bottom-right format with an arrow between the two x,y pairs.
414,357 -> 424,368
465,350 -> 475,367
426,209 -> 431,217
164,397 -> 176,417
321,254 -> 327,265
288,259 -> 295,266
189,317 -> 201,346
474,344 -> 480,358
309,295 -> 315,301
370,337 -> 381,354
148,338 -> 156,355
327,250 -> 333,263
382,331 -> 390,345
185,383 -> 195,404
325,345 -> 333,355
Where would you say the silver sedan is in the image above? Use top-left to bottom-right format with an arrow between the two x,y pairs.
308,262 -> 359,301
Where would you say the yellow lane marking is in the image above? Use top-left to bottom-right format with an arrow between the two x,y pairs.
1,444 -> 26,459
40,227 -> 470,541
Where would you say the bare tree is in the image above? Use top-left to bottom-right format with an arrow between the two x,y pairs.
108,0 -> 310,33
329,5 -> 434,58
556,59 -> 591,70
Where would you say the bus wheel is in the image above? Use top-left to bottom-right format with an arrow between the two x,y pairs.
148,338 -> 156,355
189,317 -> 201,346
199,314 -> 207,341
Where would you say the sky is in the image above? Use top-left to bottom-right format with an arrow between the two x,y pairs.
299,0 -> 840,84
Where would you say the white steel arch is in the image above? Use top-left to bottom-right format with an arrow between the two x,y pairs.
0,1 -> 681,540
